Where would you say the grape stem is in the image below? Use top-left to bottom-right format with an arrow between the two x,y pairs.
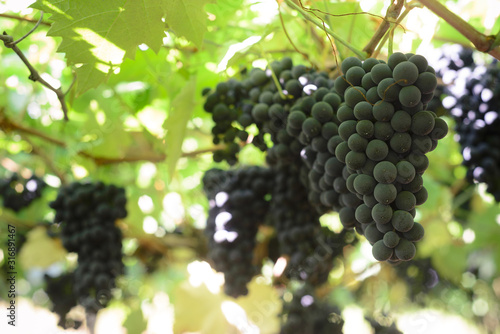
363,0 -> 405,57
0,12 -> 70,120
282,0 -> 367,59
0,13 -> 51,26
418,0 -> 500,60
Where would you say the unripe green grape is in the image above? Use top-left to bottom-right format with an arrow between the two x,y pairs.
373,161 -> 397,184
408,54 -> 428,73
395,191 -> 417,211
345,86 -> 367,108
251,103 -> 269,122
339,207 -> 356,228
395,239 -> 416,261
383,231 -> 400,248
411,134 -> 432,154
403,222 -> 424,242
353,174 -> 376,195
408,153 -> 429,174
376,220 -> 394,233
354,101 -> 374,120
291,64 -> 307,78
387,52 -> 408,70
430,117 -> 448,140
348,133 -> 369,152
364,194 -> 378,208
362,58 -> 380,72
302,118 -> 322,137
373,121 -> 394,141
355,204 -> 373,224
364,223 -> 384,244
323,93 -> 342,110
346,66 -> 366,86
414,186 -> 428,205
366,139 -> 389,161
333,177 -> 348,193
390,132 -> 412,154
325,157 -> 344,177
393,61 -> 419,86
377,78 -> 401,102
361,159 -> 376,175
361,73 -> 377,89
414,72 -> 437,94
356,120 -> 374,138
250,69 -> 268,86
341,56 -> 363,74
372,240 -> 393,261
321,122 -> 338,139
396,160 -> 416,184
327,135 -> 343,154
373,183 -> 397,204
346,174 -> 357,193
337,105 -> 356,122
335,141 -> 350,163
288,111 -> 307,129
391,210 -> 414,232
391,110 -> 412,132
311,101 -> 334,123
402,174 -> 423,193
314,87 -> 330,101
335,75 -> 350,96
411,111 -> 435,136
285,79 -> 302,97
345,151 -> 367,170
338,120 -> 357,141
366,87 -> 381,104
371,63 -> 393,84
399,85 -> 421,108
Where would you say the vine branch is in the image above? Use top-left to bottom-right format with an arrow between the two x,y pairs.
282,0 -> 367,59
0,12 -> 70,120
418,0 -> 500,60
0,113 -> 220,166
363,0 -> 405,57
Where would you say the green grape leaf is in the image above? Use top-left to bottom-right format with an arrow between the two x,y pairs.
19,227 -> 67,270
163,0 -> 215,47
123,306 -> 147,334
32,0 -> 165,95
164,76 -> 197,180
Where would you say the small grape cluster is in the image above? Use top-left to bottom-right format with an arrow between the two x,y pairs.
433,45 -> 500,201
0,173 -> 46,212
49,181 -> 127,310
332,53 -> 448,263
280,284 -> 344,334
44,273 -> 80,329
202,167 -> 273,297
203,57 -> 337,165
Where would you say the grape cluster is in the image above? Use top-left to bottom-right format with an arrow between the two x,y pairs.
432,46 -> 500,201
332,53 -> 448,263
44,273 -> 80,329
203,53 -> 446,268
0,173 -> 46,212
280,284 -> 344,334
49,182 -> 127,310
202,167 -> 273,297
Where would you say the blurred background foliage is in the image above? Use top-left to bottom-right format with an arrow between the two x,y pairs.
0,0 -> 500,333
